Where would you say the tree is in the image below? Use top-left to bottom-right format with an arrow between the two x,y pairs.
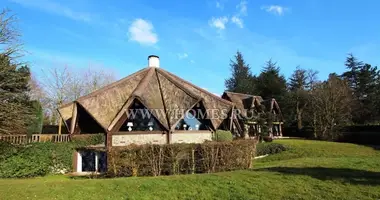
255,59 -> 287,103
37,65 -> 116,125
0,10 -> 32,134
27,100 -> 43,134
341,53 -> 363,91
288,67 -> 318,130
225,51 -> 256,94
341,54 -> 380,124
311,74 -> 352,140
0,9 -> 21,58
356,63 -> 379,123
0,54 -> 33,134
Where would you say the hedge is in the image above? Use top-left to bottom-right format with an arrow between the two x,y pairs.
0,134 -> 104,178
256,143 -> 288,156
213,130 -> 233,142
108,140 -> 256,177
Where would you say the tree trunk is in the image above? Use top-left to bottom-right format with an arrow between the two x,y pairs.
296,101 -> 303,130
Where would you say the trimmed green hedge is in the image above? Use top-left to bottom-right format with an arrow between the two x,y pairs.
108,140 -> 256,177
256,143 -> 288,156
213,130 -> 233,142
0,134 -> 104,178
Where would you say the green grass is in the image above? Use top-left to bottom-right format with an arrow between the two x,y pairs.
1,139 -> 380,200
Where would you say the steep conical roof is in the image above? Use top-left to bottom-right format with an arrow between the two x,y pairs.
59,66 -> 234,133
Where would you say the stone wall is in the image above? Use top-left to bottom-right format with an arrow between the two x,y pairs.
112,133 -> 167,146
171,131 -> 212,143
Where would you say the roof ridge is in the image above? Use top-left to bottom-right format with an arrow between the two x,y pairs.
76,67 -> 149,102
162,69 -> 234,106
224,91 -> 262,98
156,68 -> 201,101
132,67 -> 156,98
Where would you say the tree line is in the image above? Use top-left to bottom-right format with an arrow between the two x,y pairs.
225,51 -> 380,140
1,9 -> 379,139
0,10 -> 115,135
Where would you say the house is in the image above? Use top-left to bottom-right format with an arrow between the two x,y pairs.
58,55 -> 235,173
221,91 -> 284,138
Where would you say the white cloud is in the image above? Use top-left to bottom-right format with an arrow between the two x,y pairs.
231,16 -> 243,28
9,0 -> 93,22
190,60 -> 195,64
128,19 -> 158,45
209,16 -> 229,30
216,1 -> 224,10
236,0 -> 247,16
178,53 -> 188,60
261,5 -> 288,16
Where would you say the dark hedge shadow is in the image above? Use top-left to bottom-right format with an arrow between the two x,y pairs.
256,167 -> 380,186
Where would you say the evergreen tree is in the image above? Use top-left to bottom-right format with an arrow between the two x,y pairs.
225,51 -> 256,94
288,67 -> 318,130
255,59 -> 287,101
27,100 -> 43,134
341,53 -> 380,124
0,54 -> 33,134
342,53 -> 363,91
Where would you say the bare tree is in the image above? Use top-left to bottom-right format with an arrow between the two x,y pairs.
36,65 -> 116,125
82,67 -> 116,94
0,9 -> 22,58
310,74 -> 352,140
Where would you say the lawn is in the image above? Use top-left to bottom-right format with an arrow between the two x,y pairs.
0,139 -> 379,200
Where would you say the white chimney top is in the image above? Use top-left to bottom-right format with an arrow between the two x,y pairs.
148,55 -> 159,68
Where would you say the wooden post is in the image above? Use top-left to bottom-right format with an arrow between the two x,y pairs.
58,101 -> 62,135
58,118 -> 62,135
244,124 -> 249,139
70,103 -> 78,134
191,148 -> 195,174
229,106 -> 235,131
279,123 -> 283,137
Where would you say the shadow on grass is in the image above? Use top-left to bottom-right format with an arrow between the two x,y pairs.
256,167 -> 380,185
364,144 -> 380,151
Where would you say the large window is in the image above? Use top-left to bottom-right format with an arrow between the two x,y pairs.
119,100 -> 164,132
175,104 -> 212,131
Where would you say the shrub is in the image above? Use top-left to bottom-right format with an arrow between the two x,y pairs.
256,143 -> 288,156
0,134 -> 104,178
263,136 -> 273,142
213,130 -> 233,142
108,140 -> 256,177
0,141 -> 19,162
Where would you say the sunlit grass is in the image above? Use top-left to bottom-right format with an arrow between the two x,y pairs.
1,139 -> 379,200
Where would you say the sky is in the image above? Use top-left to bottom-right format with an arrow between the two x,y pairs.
2,0 -> 380,95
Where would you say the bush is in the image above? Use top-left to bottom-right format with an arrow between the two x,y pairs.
0,134 -> 104,178
263,136 -> 273,142
256,143 -> 288,156
0,141 -> 19,162
108,140 -> 256,177
213,130 -> 233,142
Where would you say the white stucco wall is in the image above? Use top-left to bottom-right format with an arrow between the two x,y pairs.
112,134 -> 167,146
171,131 -> 212,143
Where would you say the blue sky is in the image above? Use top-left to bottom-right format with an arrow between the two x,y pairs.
2,0 -> 380,95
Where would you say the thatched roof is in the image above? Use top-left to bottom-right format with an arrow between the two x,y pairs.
57,102 -> 74,130
58,67 -> 234,133
221,91 -> 283,120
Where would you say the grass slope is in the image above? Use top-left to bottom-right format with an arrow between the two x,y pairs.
1,139 -> 379,200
